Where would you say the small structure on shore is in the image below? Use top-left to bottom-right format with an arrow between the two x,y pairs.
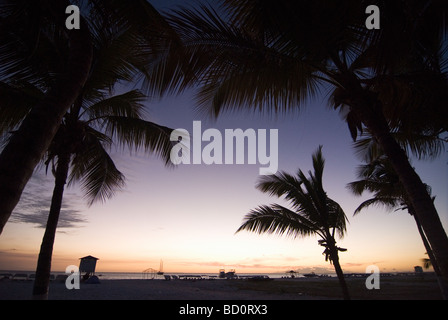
285,270 -> 297,278
79,255 -> 99,281
142,268 -> 156,280
142,260 -> 164,279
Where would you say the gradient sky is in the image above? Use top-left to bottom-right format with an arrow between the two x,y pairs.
0,1 -> 447,276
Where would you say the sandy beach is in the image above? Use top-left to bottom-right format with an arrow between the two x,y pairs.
0,275 -> 443,300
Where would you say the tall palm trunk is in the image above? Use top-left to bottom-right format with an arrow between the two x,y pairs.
339,72 -> 448,290
32,153 -> 71,299
0,22 -> 92,235
361,107 -> 448,285
325,235 -> 350,300
411,209 -> 448,299
408,206 -> 441,276
330,251 -> 350,300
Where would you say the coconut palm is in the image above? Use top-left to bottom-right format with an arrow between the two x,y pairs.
236,146 -> 350,300
347,155 -> 440,274
0,0 -> 92,235
1,6 -> 175,298
0,0 -> 182,234
347,151 -> 448,298
165,0 -> 448,282
31,90 -> 172,298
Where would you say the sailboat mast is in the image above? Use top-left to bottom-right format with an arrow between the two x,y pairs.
157,259 -> 164,275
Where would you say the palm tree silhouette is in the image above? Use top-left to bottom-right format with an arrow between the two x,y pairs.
347,151 -> 448,298
0,0 -> 180,234
1,6 -> 174,298
348,155 -> 438,268
237,146 -> 350,300
165,0 -> 448,283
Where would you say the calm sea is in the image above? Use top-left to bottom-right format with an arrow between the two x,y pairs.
98,272 -> 300,280
0,270 -> 336,280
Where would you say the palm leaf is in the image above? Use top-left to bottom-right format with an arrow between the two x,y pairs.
236,204 -> 324,239
101,116 -> 173,165
0,80 -> 43,134
166,4 -> 323,118
256,171 -> 303,202
83,89 -> 146,120
0,1 -> 70,85
239,146 -> 347,242
346,150 -> 434,217
353,197 -> 402,216
87,0 -> 191,97
69,128 -> 124,205
326,198 -> 348,238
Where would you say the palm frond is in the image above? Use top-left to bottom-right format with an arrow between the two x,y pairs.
69,129 -> 124,205
311,145 -> 325,189
102,116 -> 174,165
86,0 -> 193,97
256,171 -> 303,201
236,204 -> 323,239
166,3 -> 323,118
347,179 -> 394,196
353,197 -> 402,216
83,89 -> 146,120
0,80 -> 43,135
241,146 -> 347,243
85,23 -> 151,94
346,150 -> 428,217
326,198 -> 348,238
0,1 -> 69,85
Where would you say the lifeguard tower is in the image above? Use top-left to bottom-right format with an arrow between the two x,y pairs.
79,255 -> 99,281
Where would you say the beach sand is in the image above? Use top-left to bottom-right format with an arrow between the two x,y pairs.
0,274 -> 443,300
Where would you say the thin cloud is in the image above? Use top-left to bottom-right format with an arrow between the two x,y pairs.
10,171 -> 88,229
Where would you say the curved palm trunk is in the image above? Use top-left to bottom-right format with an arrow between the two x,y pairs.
331,253 -> 350,300
32,153 -> 71,299
408,206 -> 441,276
0,21 -> 92,235
411,210 -> 448,299
360,108 -> 448,285
339,73 -> 448,291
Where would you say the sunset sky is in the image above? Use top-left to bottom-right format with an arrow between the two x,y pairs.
0,1 -> 447,276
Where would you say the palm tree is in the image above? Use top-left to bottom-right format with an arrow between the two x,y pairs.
31,90 -> 173,299
164,0 -> 448,282
1,6 -> 175,298
347,153 -> 448,298
0,0 -> 182,235
0,0 -> 92,235
33,95 -> 172,299
236,146 -> 350,300
347,155 -> 440,272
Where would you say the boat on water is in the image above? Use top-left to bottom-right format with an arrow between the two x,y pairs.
246,275 -> 273,281
219,269 -> 237,279
303,272 -> 318,278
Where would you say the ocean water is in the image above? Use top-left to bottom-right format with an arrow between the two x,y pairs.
98,272 -> 299,280
1,270 -> 334,280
